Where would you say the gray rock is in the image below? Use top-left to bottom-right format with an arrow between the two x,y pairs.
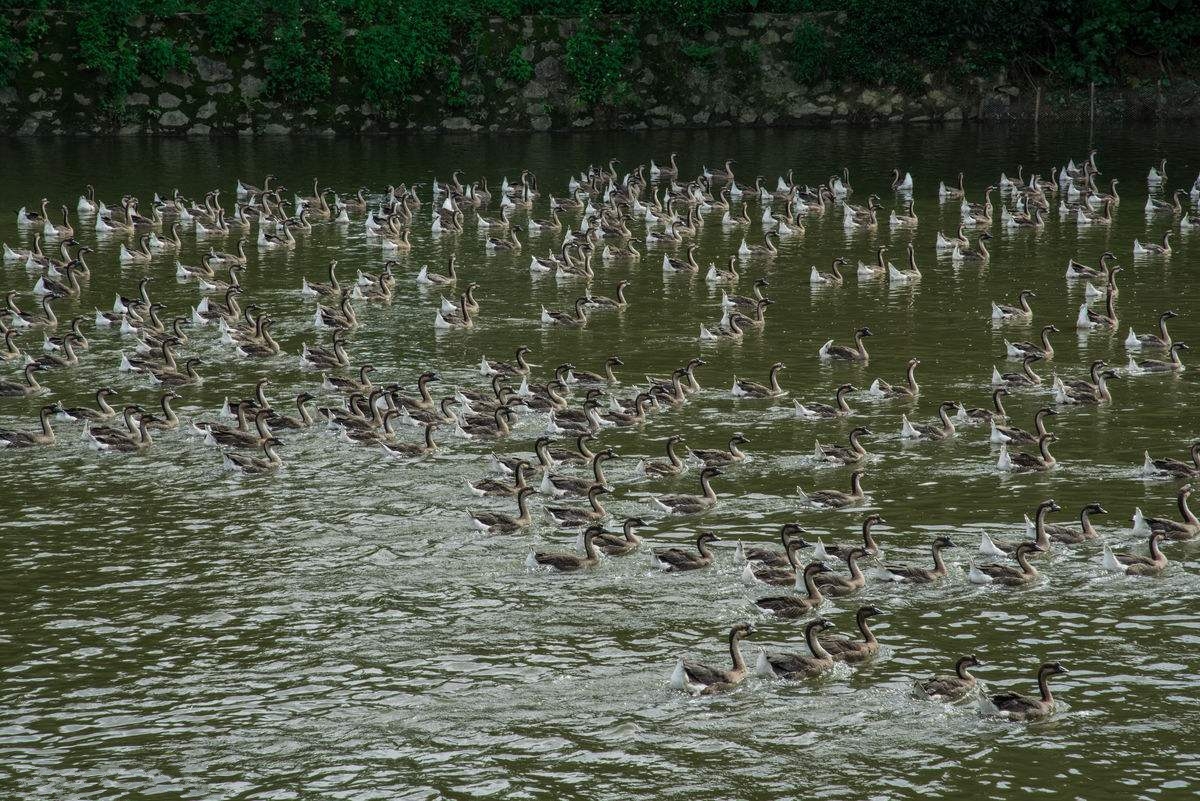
127,92 -> 149,106
27,89 -> 45,104
522,81 -> 548,100
442,116 -> 471,130
195,101 -> 217,120
193,56 -> 232,82
534,57 -> 560,81
334,104 -> 350,116
17,117 -> 39,135
165,70 -> 193,89
943,106 -> 963,121
48,53 -> 62,63
0,87 -> 16,104
760,30 -> 780,45
159,110 -> 189,127
531,115 -> 552,131
158,92 -> 181,109
240,74 -> 264,99
263,123 -> 291,134
73,93 -> 91,107
188,124 -> 212,135
207,83 -> 233,95
119,123 -> 143,136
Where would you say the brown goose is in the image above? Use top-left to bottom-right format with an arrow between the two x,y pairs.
735,523 -> 809,568
794,383 -> 855,419
818,605 -> 883,662
754,561 -> 831,618
1132,484 -> 1198,540
919,655 -> 981,702
968,541 -> 1043,586
797,469 -> 866,509
754,618 -> 836,679
670,622 -> 755,695
690,433 -> 750,466
1103,531 -> 1169,576
525,526 -> 602,573
651,466 -> 722,514
637,434 -> 687,478
879,536 -> 956,582
982,662 -> 1068,721
819,327 -> 872,362
652,532 -> 720,572
814,426 -> 872,465
467,487 -> 536,533
1142,442 -> 1200,479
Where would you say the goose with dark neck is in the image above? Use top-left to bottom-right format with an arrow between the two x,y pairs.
754,562 -> 832,618
1133,483 -> 1199,540
983,662 -> 1068,721
754,618 -> 836,678
919,655 -> 981,702
880,536 -> 956,582
670,622 -> 755,695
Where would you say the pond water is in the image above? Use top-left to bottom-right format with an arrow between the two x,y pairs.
1,126 -> 1198,800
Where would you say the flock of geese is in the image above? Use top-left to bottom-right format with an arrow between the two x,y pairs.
3,148 -> 1199,724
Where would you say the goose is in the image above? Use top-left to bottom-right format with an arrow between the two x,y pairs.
981,662 -> 1068,722
1056,368 -> 1119,404
208,239 -> 250,266
957,388 -> 1009,424
900,401 -> 958,440
569,355 -> 623,385
991,406 -> 1056,445
476,204 -> 513,230
1006,325 -> 1058,360
9,294 -> 58,329
32,335 -> 82,369
538,449 -> 616,497
810,256 -> 847,286
0,363 -> 46,397
653,531 -> 720,572
939,172 -> 966,201
662,243 -> 700,273
797,469 -> 866,509
0,330 -> 24,364
886,243 -> 922,283
301,260 -> 343,297
526,525 -> 602,573
1125,310 -> 1178,350
1132,483 -> 1199,540
811,548 -> 868,597
3,232 -> 44,264
587,517 -> 648,557
721,277 -> 769,312
814,427 -> 872,465
991,290 -> 1036,321
935,225 -> 969,250
734,523 -> 809,567
540,297 -> 588,327
878,536 -> 956,582
415,256 -> 458,288
705,256 -> 739,285
962,186 -> 996,224
754,562 -> 831,619
544,485 -> 611,528
469,460 -> 535,497
201,408 -> 273,449
52,387 -> 118,423
636,434 -> 688,481
88,413 -> 155,453
817,513 -> 886,562
480,346 -> 533,377
817,606 -> 882,663
118,235 -> 154,265
979,500 -> 1061,556
1142,442 -> 1200,479
1133,230 -> 1172,255
1006,204 -> 1045,229
991,354 -> 1043,387
1146,158 -> 1168,186
34,260 -> 81,299
583,281 -> 630,310
737,231 -> 779,258
669,622 -> 754,695
1041,502 -> 1107,545
0,405 -> 58,447
16,198 -> 50,228
953,231 -> 992,262
794,383 -> 855,419
1065,250 -> 1116,280
1058,360 -> 1108,395
1103,531 -> 1169,575
456,406 -> 518,440
699,312 -> 749,342
919,655 -> 982,702
1128,342 -> 1188,374
380,422 -> 440,459
890,168 -> 914,191
467,486 -> 536,533
149,357 -> 204,388
600,240 -> 642,261
649,153 -> 679,180
435,293 -> 475,330
731,361 -> 786,398
857,245 -> 890,279
222,437 -> 285,474
650,466 -> 722,514
301,330 -> 351,370
1145,188 -> 1185,215
324,364 -> 377,395
263,392 -> 317,430
43,316 -> 89,354
889,200 -> 918,228
869,358 -> 920,399
755,618 -> 838,680
819,327 -> 872,362
486,229 -> 521,251
690,433 -> 750,466
41,204 -> 74,239
997,433 -> 1057,472
741,538 -> 811,586
968,541 -> 1044,585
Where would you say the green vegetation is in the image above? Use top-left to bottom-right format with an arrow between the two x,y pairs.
1,0 -> 1199,114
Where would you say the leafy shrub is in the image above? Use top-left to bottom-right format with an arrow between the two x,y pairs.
790,19 -> 825,83
141,36 -> 190,79
506,46 -> 533,82
564,8 -> 634,107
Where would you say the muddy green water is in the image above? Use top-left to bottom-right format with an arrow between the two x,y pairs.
1,127 -> 1199,800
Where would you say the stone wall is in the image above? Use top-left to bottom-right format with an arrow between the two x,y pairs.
2,11 -> 1198,136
